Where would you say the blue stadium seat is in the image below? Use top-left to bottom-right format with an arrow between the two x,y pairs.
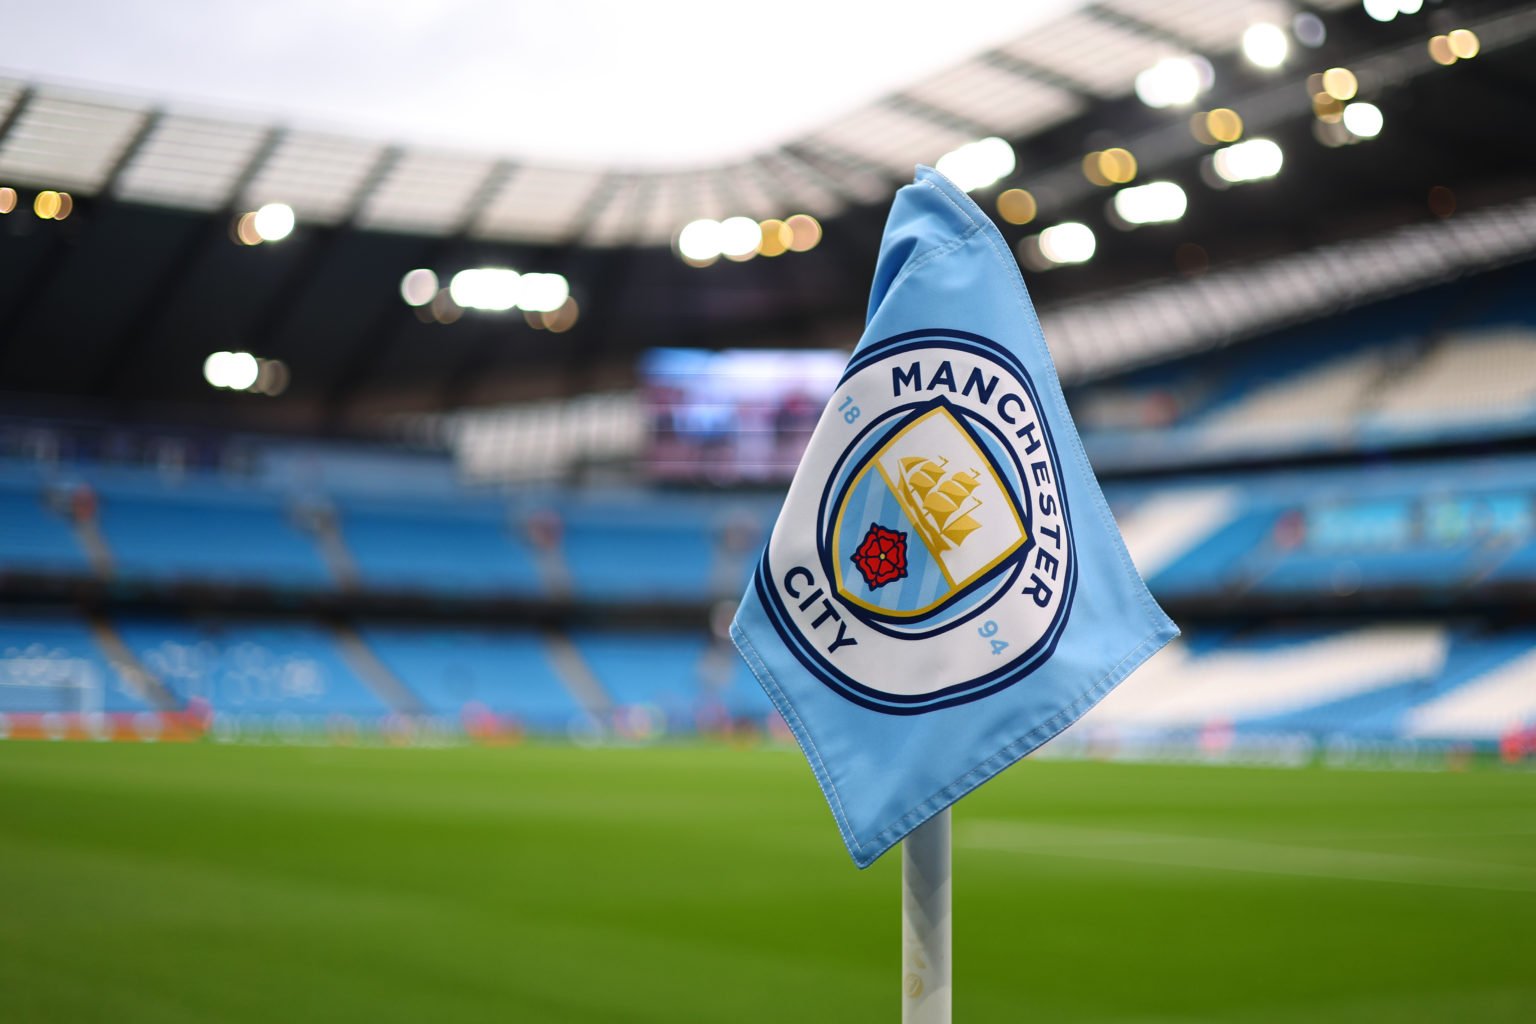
573,630 -> 707,708
0,486 -> 90,574
0,614 -> 152,713
1148,508 -> 1280,595
561,519 -> 715,599
114,618 -> 388,718
338,499 -> 542,595
360,625 -> 583,730
98,491 -> 330,586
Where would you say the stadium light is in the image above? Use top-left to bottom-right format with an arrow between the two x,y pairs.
1037,222 -> 1096,264
718,217 -> 762,261
784,214 -> 821,252
934,137 -> 1016,192
1293,12 -> 1326,47
1342,102 -> 1383,139
450,268 -> 520,311
252,203 -> 295,242
1212,138 -> 1283,183
1112,181 -> 1188,226
1432,29 -> 1481,64
514,273 -> 570,313
1321,67 -> 1358,101
677,219 -> 724,263
1134,57 -> 1207,109
400,269 -> 438,307
33,190 -> 72,221
203,351 -> 260,391
1363,0 -> 1421,22
757,219 -> 792,257
996,188 -> 1037,225
1241,24 -> 1288,69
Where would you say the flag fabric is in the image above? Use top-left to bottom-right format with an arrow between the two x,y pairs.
731,166 -> 1178,868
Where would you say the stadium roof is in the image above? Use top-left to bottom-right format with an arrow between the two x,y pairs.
0,0 -> 1534,430
0,0 -> 1347,243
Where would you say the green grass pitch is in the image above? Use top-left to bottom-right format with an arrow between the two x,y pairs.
1,741 -> 1532,1022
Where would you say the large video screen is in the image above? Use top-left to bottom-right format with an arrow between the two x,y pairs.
641,348 -> 847,483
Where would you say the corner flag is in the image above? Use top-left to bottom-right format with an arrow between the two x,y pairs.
731,166 -> 1178,868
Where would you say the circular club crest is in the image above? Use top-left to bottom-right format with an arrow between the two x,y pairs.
755,330 -> 1076,714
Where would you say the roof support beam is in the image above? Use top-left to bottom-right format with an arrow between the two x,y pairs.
233,144 -> 406,358
320,159 -> 525,416
977,50 -> 1097,103
0,85 -> 36,149
0,109 -> 162,364
1083,3 -> 1205,54
88,126 -> 285,399
884,94 -> 994,138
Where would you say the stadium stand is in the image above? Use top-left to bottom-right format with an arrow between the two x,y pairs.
2,261 -> 1534,753
360,624 -> 586,731
114,616 -> 390,720
559,505 -> 722,601
1405,639 -> 1536,741
1075,264 -> 1536,470
94,485 -> 331,587
0,479 -> 90,575
0,611 -> 154,714
336,496 -> 544,595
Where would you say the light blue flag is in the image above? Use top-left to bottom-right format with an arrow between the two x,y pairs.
731,166 -> 1178,868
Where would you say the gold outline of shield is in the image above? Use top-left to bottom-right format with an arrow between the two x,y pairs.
833,406 -> 1027,618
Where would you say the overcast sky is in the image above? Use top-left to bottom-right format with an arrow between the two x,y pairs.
0,0 -> 1080,167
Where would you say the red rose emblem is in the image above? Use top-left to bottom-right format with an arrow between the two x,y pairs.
851,522 -> 908,590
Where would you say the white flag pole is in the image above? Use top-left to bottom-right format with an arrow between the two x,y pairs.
901,806 -> 952,1023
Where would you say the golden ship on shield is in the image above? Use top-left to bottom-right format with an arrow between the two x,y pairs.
894,456 -> 985,555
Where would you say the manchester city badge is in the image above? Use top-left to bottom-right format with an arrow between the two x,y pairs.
754,329 -> 1076,714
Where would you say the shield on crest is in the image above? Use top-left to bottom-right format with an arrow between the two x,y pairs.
827,401 -> 1029,628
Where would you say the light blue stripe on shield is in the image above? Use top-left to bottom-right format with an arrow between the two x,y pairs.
838,468 -> 950,613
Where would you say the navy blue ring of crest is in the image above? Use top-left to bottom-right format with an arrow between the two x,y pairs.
757,329 -> 1079,715
815,395 -> 1033,641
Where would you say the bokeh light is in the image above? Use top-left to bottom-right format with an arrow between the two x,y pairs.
400,269 -> 439,307
678,219 -> 724,264
514,273 -> 571,313
784,214 -> 821,253
1293,12 -> 1326,48
934,137 -> 1016,192
544,297 -> 580,333
1113,181 -> 1188,226
1322,68 -> 1358,101
757,219 -> 792,257
1212,138 -> 1283,183
202,351 -> 260,391
1084,148 -> 1137,186
1312,93 -> 1345,124
1448,29 -> 1480,60
1191,109 -> 1244,145
252,203 -> 295,242
719,217 -> 762,261
1241,24 -> 1288,69
1037,222 -> 1096,265
233,212 -> 263,246
996,188 -> 1037,225
450,268 -> 520,311
1134,57 -> 1206,108
1342,102 -> 1383,139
